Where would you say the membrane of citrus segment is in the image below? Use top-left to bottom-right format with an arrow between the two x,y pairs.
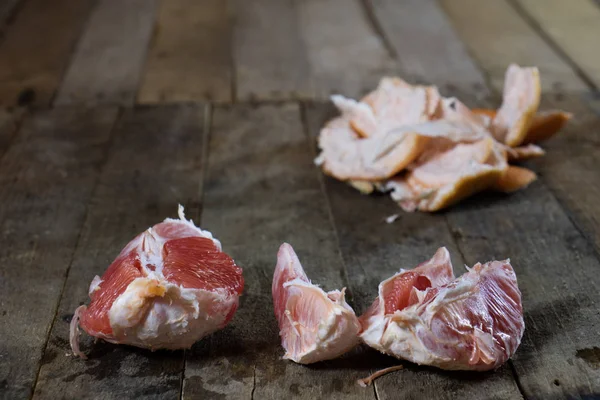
360,248 -> 525,371
316,66 -> 572,213
71,206 -> 243,357
386,138 -> 507,212
272,243 -> 360,364
491,64 -> 541,147
473,108 -> 571,146
506,143 -> 545,161
316,113 -> 429,181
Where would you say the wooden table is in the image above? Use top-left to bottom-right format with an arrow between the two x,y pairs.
1,0 -> 599,399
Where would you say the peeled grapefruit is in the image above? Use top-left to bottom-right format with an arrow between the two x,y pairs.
272,243 -> 360,364
70,206 -> 243,358
360,248 -> 524,371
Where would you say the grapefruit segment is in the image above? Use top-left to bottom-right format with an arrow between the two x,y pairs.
272,243 -> 360,364
70,205 -> 243,357
360,249 -> 524,371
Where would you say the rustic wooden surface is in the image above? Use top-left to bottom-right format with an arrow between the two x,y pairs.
0,0 -> 95,107
55,0 -> 158,106
183,104 -> 372,400
1,0 -> 600,399
138,0 -> 232,104
33,105 -> 206,400
0,0 -> 22,33
0,108 -> 117,399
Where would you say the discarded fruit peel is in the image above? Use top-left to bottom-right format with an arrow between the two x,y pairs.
272,243 -> 360,364
315,64 -> 572,212
70,206 -> 244,358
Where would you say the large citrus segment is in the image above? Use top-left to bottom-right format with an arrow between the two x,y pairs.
272,243 -> 360,364
360,248 -> 525,371
71,206 -> 243,357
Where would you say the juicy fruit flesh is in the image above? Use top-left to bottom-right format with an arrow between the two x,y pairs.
163,237 -> 243,295
272,243 -> 360,364
383,272 -> 431,314
73,207 -> 243,354
80,251 -> 144,336
359,247 -> 525,371
81,236 -> 241,337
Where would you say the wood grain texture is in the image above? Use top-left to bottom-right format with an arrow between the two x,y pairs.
297,0 -> 396,99
0,107 -> 117,400
232,0 -> 312,101
370,0 -> 600,395
0,0 -> 95,107
33,105 -> 206,399
515,0 -> 600,89
529,93 -> 600,254
305,102 -> 523,400
439,0 -> 587,92
182,104 -> 373,400
0,108 -> 21,159
138,0 -> 232,104
55,0 -> 158,106
446,184 -> 600,398
0,0 -> 21,30
366,0 -> 488,98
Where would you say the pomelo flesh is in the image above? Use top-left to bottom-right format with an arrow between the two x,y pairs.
272,243 -> 360,364
70,206 -> 243,358
360,247 -> 525,371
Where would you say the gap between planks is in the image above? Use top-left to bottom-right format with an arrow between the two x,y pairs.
28,107 -> 123,399
506,0 -> 599,91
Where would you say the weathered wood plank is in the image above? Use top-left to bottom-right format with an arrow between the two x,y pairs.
0,108 -> 21,159
515,0 -> 600,89
0,0 -> 95,107
0,0 -> 21,31
0,107 -> 117,399
305,102 -> 523,400
446,185 -> 600,397
529,93 -> 600,254
33,105 -> 206,399
297,0 -> 396,99
232,0 -> 312,101
183,104 -> 373,399
439,0 -> 587,92
403,1 -> 600,396
138,0 -> 232,104
366,0 -> 488,98
55,0 -> 158,106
